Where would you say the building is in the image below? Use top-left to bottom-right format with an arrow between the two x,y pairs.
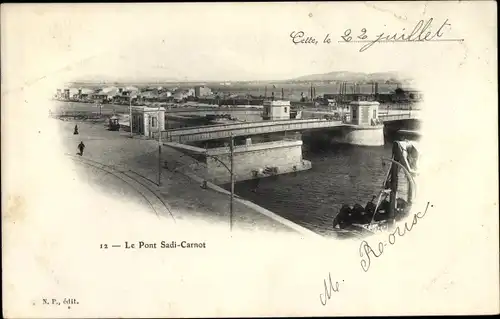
67,88 -> 80,100
138,90 -> 160,103
392,88 -> 423,102
194,86 -> 212,98
173,89 -> 194,102
78,88 -> 95,101
131,106 -> 165,138
173,92 -> 187,102
93,86 -> 119,103
349,101 -> 380,126
262,100 -> 291,120
114,88 -> 139,104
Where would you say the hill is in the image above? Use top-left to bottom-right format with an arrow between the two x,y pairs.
290,71 -> 410,83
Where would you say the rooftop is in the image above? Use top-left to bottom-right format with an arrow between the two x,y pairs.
263,100 -> 291,106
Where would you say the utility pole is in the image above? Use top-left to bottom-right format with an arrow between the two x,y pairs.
158,105 -> 162,187
165,107 -> 169,141
97,100 -> 102,116
129,95 -> 133,137
229,134 -> 235,232
310,83 -> 313,102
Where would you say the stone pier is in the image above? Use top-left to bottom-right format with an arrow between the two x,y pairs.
205,139 -> 311,184
164,139 -> 312,184
301,100 -> 385,146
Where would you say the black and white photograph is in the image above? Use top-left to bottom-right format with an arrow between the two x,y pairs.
2,2 -> 498,317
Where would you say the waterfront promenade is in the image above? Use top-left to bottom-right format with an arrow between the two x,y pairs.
59,119 -> 317,237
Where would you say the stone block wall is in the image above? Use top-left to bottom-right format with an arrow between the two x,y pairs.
205,140 -> 307,183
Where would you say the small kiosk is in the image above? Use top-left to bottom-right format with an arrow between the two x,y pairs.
131,106 -> 165,138
262,100 -> 291,120
349,100 -> 380,126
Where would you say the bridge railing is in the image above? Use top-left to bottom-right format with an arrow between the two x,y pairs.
378,113 -> 414,122
163,118 -> 339,137
161,119 -> 343,143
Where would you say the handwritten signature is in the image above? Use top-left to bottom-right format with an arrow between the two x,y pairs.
341,18 -> 454,52
359,202 -> 432,272
319,272 -> 342,306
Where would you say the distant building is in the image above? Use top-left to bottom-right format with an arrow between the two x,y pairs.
138,87 -> 172,102
140,91 -> 158,101
93,86 -> 119,103
173,92 -> 187,102
79,88 -> 95,101
67,88 -> 79,100
194,86 -> 212,98
392,88 -> 423,102
114,88 -> 139,104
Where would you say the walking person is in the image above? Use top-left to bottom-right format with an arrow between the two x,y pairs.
78,141 -> 85,156
73,124 -> 79,135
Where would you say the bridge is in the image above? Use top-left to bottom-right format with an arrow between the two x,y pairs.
156,112 -> 419,143
158,118 -> 343,143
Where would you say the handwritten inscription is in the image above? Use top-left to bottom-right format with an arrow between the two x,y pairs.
351,18 -> 453,52
319,273 -> 342,306
359,202 -> 432,272
290,31 -> 319,45
289,18 -> 461,52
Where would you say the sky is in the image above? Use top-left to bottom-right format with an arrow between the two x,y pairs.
2,2 -> 487,86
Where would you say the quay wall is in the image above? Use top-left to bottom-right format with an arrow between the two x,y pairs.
205,140 -> 311,184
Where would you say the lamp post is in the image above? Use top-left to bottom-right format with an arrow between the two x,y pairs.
229,135 -> 234,231
158,105 -> 162,187
203,134 -> 235,231
129,95 -> 133,137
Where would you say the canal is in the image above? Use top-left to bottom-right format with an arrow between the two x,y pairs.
223,134 -> 412,237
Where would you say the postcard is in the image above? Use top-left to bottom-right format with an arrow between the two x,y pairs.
2,1 -> 498,317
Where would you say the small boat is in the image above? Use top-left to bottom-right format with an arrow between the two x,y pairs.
332,140 -> 419,238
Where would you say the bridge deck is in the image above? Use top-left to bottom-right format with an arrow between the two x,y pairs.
157,113 -> 419,143
160,119 -> 343,142
163,142 -> 207,153
379,112 -> 420,122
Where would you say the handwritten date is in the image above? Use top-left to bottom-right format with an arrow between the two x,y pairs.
342,18 -> 453,52
290,31 -> 319,45
289,18 -> 457,52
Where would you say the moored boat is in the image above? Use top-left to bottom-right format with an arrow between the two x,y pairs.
332,140 -> 419,238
